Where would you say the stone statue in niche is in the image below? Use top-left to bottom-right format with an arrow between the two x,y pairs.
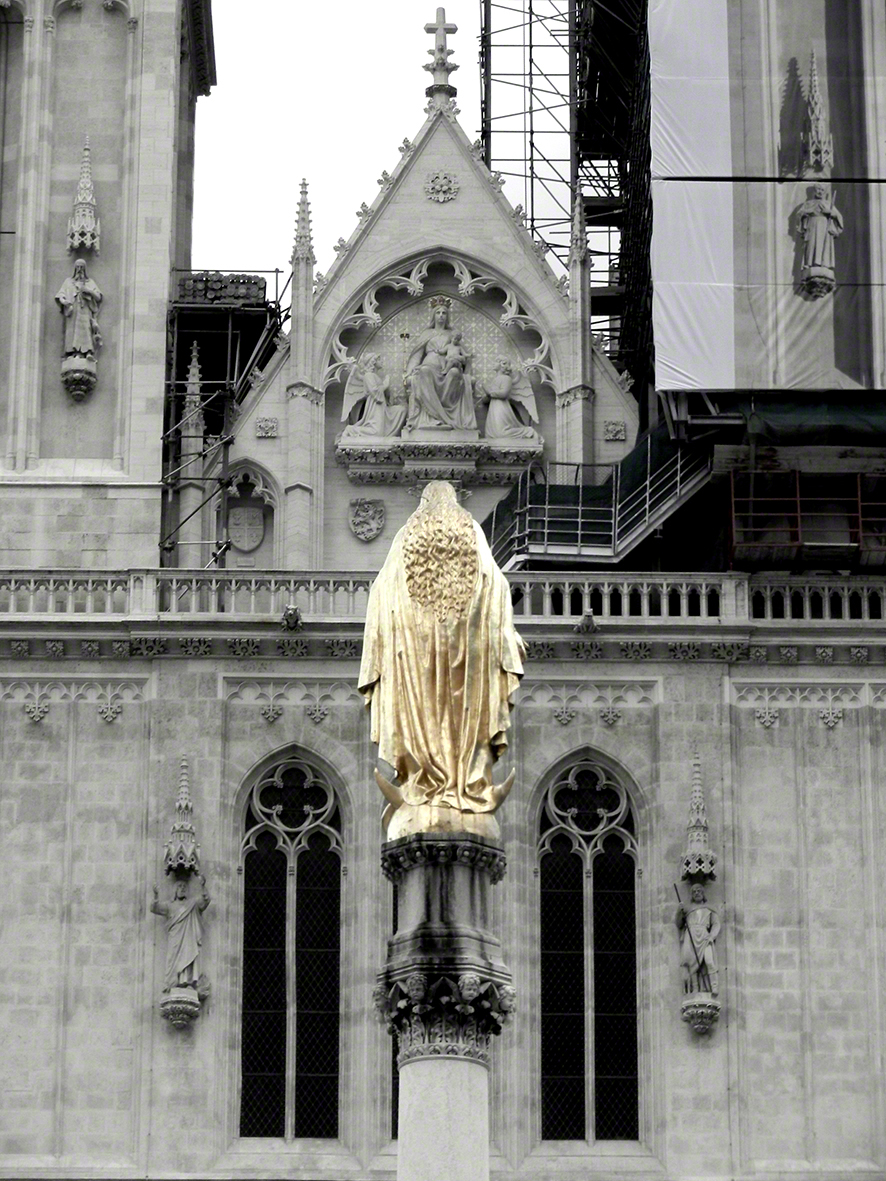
340,352 -> 407,440
55,258 -> 103,400
676,883 -> 720,996
404,297 -> 477,432
476,358 -> 542,443
796,183 -> 843,298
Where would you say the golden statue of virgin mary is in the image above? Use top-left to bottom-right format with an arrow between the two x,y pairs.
359,481 -> 525,840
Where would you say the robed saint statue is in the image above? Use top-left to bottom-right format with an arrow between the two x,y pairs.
359,481 -> 525,839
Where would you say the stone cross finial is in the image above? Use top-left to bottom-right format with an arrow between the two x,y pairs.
423,7 -> 458,88
67,135 -> 100,254
164,756 -> 201,875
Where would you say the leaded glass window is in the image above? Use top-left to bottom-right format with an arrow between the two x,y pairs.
538,757 -> 639,1141
239,756 -> 343,1139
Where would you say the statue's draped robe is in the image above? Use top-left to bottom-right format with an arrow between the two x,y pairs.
406,329 -> 477,431
162,895 -> 206,991
359,520 -> 524,812
799,199 -> 843,272
679,905 -> 720,986
55,275 -> 102,358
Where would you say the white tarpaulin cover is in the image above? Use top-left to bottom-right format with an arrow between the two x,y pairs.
648,0 -> 880,392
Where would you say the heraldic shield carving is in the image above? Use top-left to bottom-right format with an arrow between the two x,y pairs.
228,505 -> 264,552
349,498 -> 385,542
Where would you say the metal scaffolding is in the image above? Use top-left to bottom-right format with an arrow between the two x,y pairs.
479,0 -> 650,389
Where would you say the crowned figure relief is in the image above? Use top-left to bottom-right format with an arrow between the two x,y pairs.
404,297 -> 477,432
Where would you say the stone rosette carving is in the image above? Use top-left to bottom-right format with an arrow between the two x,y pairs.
375,973 -> 516,1066
348,498 -> 385,542
277,637 -> 308,658
603,420 -> 627,442
255,417 -> 278,438
424,170 -> 460,203
381,835 -> 507,885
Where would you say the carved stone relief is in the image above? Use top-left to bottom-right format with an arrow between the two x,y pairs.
56,259 -> 102,401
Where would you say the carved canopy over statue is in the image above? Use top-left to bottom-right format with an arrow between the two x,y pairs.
404,297 -> 477,431
359,481 -> 525,839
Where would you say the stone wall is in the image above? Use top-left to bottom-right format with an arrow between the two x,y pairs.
0,644 -> 883,1179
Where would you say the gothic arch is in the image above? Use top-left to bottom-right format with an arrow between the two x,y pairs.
321,250 -> 562,394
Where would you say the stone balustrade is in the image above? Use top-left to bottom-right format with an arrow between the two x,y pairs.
0,569 -> 882,627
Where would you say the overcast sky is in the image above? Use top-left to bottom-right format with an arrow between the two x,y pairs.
192,2 -> 483,283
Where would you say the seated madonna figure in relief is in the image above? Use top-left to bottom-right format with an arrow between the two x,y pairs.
340,352 -> 407,440
404,297 -> 477,432
476,358 -> 542,442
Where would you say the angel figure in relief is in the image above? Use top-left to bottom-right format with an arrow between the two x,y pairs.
339,353 -> 407,440
476,358 -> 542,442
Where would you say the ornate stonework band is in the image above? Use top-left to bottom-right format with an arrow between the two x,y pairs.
380,831 -> 507,884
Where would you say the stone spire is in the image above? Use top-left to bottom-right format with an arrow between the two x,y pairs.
423,6 -> 458,105
681,749 -> 717,882
164,757 -> 201,875
184,340 -> 204,423
803,48 -> 833,174
292,178 -> 315,264
67,136 -> 101,254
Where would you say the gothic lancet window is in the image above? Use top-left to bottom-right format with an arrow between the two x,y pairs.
239,756 -> 343,1139
538,757 -> 639,1141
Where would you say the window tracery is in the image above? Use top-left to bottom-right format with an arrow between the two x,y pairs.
537,757 -> 639,1142
239,756 -> 343,1140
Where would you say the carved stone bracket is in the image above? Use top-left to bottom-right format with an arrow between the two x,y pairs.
381,832 -> 507,885
681,994 -> 720,1035
374,973 -> 516,1067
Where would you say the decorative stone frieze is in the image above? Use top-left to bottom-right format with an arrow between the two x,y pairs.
620,640 -> 651,660
325,638 -> 357,659
227,638 -> 259,658
749,645 -> 768,663
179,637 -> 211,657
552,706 -> 574,725
305,703 -> 328,724
599,705 -> 621,727
24,701 -> 49,722
98,702 -> 121,723
277,637 -> 308,658
711,641 -> 748,662
260,705 -> 282,723
819,706 -> 843,728
851,646 -> 870,664
755,706 -> 779,728
555,385 -> 592,409
779,645 -> 798,663
571,640 -> 602,660
112,640 -> 131,658
131,637 -> 166,656
81,640 -> 100,658
45,640 -> 65,658
525,641 -> 554,660
668,641 -> 699,661
374,973 -> 515,1066
815,645 -> 834,664
10,640 -> 29,657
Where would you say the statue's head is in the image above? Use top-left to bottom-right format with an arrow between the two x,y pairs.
419,480 -> 459,510
496,357 -> 513,374
361,352 -> 379,372
174,880 -> 188,899
458,972 -> 482,1001
427,296 -> 452,328
813,183 -> 827,199
690,883 -> 706,903
73,259 -> 87,278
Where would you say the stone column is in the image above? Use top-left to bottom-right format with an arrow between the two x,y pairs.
375,834 -> 515,1181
